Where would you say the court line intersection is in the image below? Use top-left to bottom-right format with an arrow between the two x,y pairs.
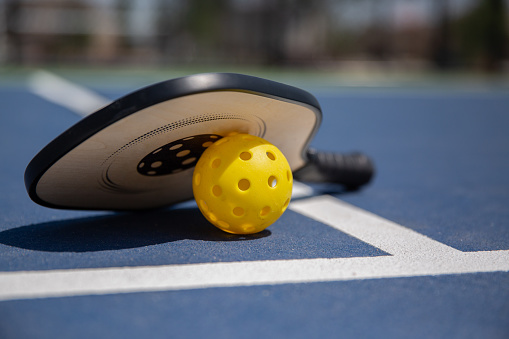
1,193 -> 507,301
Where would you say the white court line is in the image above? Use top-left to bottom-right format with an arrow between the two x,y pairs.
290,195 -> 462,257
27,70 -> 111,117
0,195 -> 508,301
0,250 -> 507,301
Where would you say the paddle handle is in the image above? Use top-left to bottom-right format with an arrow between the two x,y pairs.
293,148 -> 375,190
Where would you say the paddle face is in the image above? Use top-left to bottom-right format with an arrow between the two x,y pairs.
25,73 -> 322,210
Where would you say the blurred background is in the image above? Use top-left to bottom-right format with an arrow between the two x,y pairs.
0,0 -> 507,77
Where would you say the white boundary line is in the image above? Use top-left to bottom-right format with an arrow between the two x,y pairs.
290,195 -> 462,257
27,70 -> 111,117
0,249 -> 507,301
0,195 -> 508,301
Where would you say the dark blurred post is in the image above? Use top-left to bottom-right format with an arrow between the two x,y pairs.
156,0 -> 229,64
155,0 -> 175,62
477,0 -> 507,72
4,0 -> 22,64
0,0 -> 5,63
115,0 -> 131,58
258,0 -> 291,65
431,0 -> 453,70
181,0 -> 229,62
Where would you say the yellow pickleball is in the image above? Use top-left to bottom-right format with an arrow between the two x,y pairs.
192,133 -> 293,234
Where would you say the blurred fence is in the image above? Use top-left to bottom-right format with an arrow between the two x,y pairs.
0,0 -> 507,72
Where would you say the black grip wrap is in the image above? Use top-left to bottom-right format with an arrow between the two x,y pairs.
293,148 -> 375,189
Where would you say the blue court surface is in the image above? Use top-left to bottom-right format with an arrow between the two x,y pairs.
0,70 -> 508,338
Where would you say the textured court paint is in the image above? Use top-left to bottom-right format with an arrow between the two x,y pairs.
0,196 -> 508,301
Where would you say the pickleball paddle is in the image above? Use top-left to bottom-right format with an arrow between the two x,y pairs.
25,73 -> 374,210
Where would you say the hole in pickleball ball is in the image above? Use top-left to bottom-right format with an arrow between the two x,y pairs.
268,176 -> 277,188
209,213 -> 217,222
214,138 -> 228,146
211,158 -> 221,169
212,185 -> 222,197
217,220 -> 230,229
200,199 -> 208,212
194,173 -> 201,186
139,162 -> 145,168
283,198 -> 290,211
183,136 -> 194,140
169,144 -> 182,151
240,152 -> 251,160
202,141 -> 213,148
233,207 -> 245,217
243,225 -> 255,233
260,206 -> 271,216
287,170 -> 291,182
176,150 -> 190,157
266,152 -> 276,161
153,148 -> 162,154
238,179 -> 250,191
147,171 -> 156,175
